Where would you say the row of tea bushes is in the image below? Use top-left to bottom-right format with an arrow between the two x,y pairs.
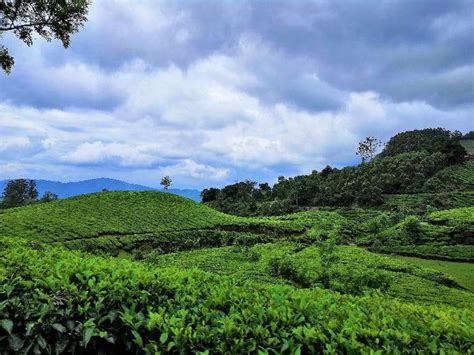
1,238 -> 472,354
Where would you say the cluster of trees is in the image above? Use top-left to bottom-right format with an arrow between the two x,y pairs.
202,128 -> 468,216
0,179 -> 57,209
380,128 -> 466,164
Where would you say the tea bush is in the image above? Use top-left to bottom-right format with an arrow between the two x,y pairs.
1,238 -> 473,354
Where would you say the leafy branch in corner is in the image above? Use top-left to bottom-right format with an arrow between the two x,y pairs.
0,0 -> 90,73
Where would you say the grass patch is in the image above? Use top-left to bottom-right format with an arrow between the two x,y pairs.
393,255 -> 474,292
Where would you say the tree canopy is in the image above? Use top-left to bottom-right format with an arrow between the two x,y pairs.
380,128 -> 466,164
1,179 -> 38,208
0,0 -> 90,73
356,136 -> 383,163
160,176 -> 172,190
202,128 -> 468,216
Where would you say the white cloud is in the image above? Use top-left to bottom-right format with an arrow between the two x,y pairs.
0,26 -> 473,188
161,159 -> 229,181
0,163 -> 25,174
62,141 -> 161,167
0,136 -> 31,152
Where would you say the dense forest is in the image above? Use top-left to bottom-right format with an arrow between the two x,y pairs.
202,128 -> 472,216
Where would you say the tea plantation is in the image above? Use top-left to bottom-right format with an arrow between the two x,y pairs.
0,191 -> 473,353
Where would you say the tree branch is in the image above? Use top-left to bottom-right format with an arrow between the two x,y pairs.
0,20 -> 54,31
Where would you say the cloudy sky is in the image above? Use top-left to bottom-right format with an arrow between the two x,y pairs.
1,0 -> 473,189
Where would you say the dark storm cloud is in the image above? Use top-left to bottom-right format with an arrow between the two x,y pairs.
1,0 -> 472,111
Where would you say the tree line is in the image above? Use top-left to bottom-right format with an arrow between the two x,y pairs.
0,179 -> 58,209
201,128 -> 469,216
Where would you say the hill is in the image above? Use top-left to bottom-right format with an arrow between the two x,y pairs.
0,178 -> 201,201
0,190 -> 473,353
0,191 -> 315,254
1,191 -> 472,259
0,191 -> 235,251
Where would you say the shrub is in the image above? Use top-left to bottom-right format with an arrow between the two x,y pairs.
1,239 -> 473,353
268,254 -> 311,287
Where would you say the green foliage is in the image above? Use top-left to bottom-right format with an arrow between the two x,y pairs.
201,128 -> 473,216
148,243 -> 474,306
365,207 -> 474,261
204,150 -> 451,215
268,253 -> 312,288
40,191 -> 59,203
1,238 -> 472,354
461,139 -> 474,154
380,128 -> 466,164
382,191 -> 474,213
1,179 -> 38,209
0,193 -> 354,255
424,161 -> 474,191
462,131 -> 474,140
0,0 -> 89,73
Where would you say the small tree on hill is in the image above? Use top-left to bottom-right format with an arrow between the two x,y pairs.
160,176 -> 172,190
40,191 -> 58,203
356,137 -> 383,163
1,179 -> 38,208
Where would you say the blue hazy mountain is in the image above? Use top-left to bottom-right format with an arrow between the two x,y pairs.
0,178 -> 201,202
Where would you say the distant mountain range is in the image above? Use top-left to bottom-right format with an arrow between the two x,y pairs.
0,178 -> 201,202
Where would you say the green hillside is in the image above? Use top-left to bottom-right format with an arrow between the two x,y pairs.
0,188 -> 473,353
382,191 -> 474,212
1,191 -> 472,259
363,207 -> 474,261
146,243 -> 474,308
1,237 -> 472,354
425,160 -> 474,191
394,255 -> 474,292
0,191 -> 234,239
461,139 -> 474,154
0,191 -> 340,254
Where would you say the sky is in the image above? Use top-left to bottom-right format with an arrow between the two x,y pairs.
0,0 -> 473,189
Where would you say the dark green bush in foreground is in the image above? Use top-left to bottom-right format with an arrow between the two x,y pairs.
1,238 -> 473,354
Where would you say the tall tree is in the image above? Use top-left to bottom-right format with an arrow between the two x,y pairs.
0,0 -> 90,73
1,179 -> 38,208
356,137 -> 382,163
160,176 -> 172,190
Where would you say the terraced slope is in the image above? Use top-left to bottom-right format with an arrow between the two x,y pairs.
146,243 -> 474,308
382,191 -> 474,211
366,207 -> 474,261
425,160 -> 474,191
0,191 -> 342,254
1,191 -> 472,260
